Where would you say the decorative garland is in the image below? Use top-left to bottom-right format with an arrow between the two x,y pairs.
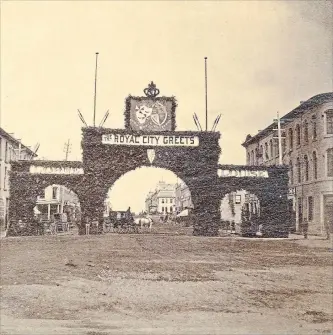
7,111 -> 289,238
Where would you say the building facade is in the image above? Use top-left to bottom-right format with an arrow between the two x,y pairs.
145,181 -> 175,214
220,190 -> 260,233
175,182 -> 193,213
0,128 -> 37,228
35,185 -> 80,221
242,93 -> 333,235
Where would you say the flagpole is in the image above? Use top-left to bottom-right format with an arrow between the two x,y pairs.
204,57 -> 208,131
93,52 -> 99,127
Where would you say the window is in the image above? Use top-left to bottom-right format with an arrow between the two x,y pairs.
170,207 -> 173,213
282,138 -> 286,153
308,196 -> 314,221
170,199 -> 173,203
296,124 -> 301,146
326,110 -> 333,135
312,120 -> 317,140
275,141 -> 279,158
327,148 -> 333,177
288,129 -> 293,150
289,160 -> 293,185
4,167 -> 7,190
247,152 -> 250,164
0,137 -> 2,159
264,143 -> 269,160
304,121 -> 309,143
255,148 -> 259,164
304,155 -> 309,181
297,157 -> 301,183
52,187 -> 58,199
162,198 -> 165,203
235,195 -> 241,204
298,197 -> 303,225
251,150 -> 254,165
313,151 -> 318,180
270,139 -> 274,158
5,142 -> 8,162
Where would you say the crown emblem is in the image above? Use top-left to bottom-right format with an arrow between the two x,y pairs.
144,81 -> 160,98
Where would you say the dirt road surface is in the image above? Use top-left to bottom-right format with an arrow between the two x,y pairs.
1,232 -> 332,334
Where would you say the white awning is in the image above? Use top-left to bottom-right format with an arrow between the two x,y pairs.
177,209 -> 189,217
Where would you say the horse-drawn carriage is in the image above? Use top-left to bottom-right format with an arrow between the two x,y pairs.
104,210 -> 152,233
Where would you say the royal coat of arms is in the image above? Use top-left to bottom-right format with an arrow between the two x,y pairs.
125,82 -> 175,131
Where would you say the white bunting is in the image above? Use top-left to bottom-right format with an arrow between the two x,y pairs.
217,169 -> 269,178
29,166 -> 84,175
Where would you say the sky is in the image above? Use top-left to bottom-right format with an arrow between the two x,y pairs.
1,1 -> 332,212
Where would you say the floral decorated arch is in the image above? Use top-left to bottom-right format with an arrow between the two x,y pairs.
8,83 -> 289,237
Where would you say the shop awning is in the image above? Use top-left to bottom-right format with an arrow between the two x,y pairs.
177,209 -> 189,217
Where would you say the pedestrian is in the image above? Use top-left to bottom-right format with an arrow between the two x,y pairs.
85,216 -> 90,235
303,218 -> 309,239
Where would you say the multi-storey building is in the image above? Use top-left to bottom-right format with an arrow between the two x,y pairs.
36,185 -> 80,221
242,92 -> 333,236
0,128 -> 37,228
145,181 -> 175,214
175,182 -> 193,213
220,190 -> 260,233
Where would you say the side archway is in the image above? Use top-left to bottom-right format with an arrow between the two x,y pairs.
7,164 -> 87,236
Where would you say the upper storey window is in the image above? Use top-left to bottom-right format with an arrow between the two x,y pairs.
325,110 -> 333,135
296,124 -> 301,146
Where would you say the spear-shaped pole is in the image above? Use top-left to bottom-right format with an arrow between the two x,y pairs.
204,57 -> 208,131
93,52 -> 99,127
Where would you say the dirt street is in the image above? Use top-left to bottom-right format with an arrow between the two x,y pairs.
0,232 -> 332,334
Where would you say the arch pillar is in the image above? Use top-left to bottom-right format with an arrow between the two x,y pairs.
189,176 -> 220,237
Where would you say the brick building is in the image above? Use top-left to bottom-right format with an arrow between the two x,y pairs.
242,93 -> 333,236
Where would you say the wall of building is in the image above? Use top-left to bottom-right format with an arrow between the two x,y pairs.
145,182 -> 176,214
0,131 -> 36,227
175,182 -> 193,213
158,197 -> 175,214
244,98 -> 333,235
220,190 -> 260,233
36,185 -> 80,220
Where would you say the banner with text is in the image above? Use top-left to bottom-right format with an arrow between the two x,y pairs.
29,166 -> 84,175
218,169 -> 269,178
102,134 -> 199,147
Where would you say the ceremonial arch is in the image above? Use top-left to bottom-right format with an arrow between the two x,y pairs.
7,83 -> 289,237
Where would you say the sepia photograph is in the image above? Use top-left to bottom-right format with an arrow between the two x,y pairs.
0,1 -> 332,334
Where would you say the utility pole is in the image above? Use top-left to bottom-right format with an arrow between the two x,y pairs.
63,139 -> 71,161
273,112 -> 284,165
277,112 -> 283,165
61,139 -> 71,215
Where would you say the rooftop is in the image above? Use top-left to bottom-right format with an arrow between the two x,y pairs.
242,92 -> 333,147
0,127 -> 37,157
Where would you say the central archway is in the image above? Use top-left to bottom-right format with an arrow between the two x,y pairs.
103,166 -> 194,234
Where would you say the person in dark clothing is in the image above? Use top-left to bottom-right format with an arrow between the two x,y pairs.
37,217 -> 44,235
303,218 -> 309,239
